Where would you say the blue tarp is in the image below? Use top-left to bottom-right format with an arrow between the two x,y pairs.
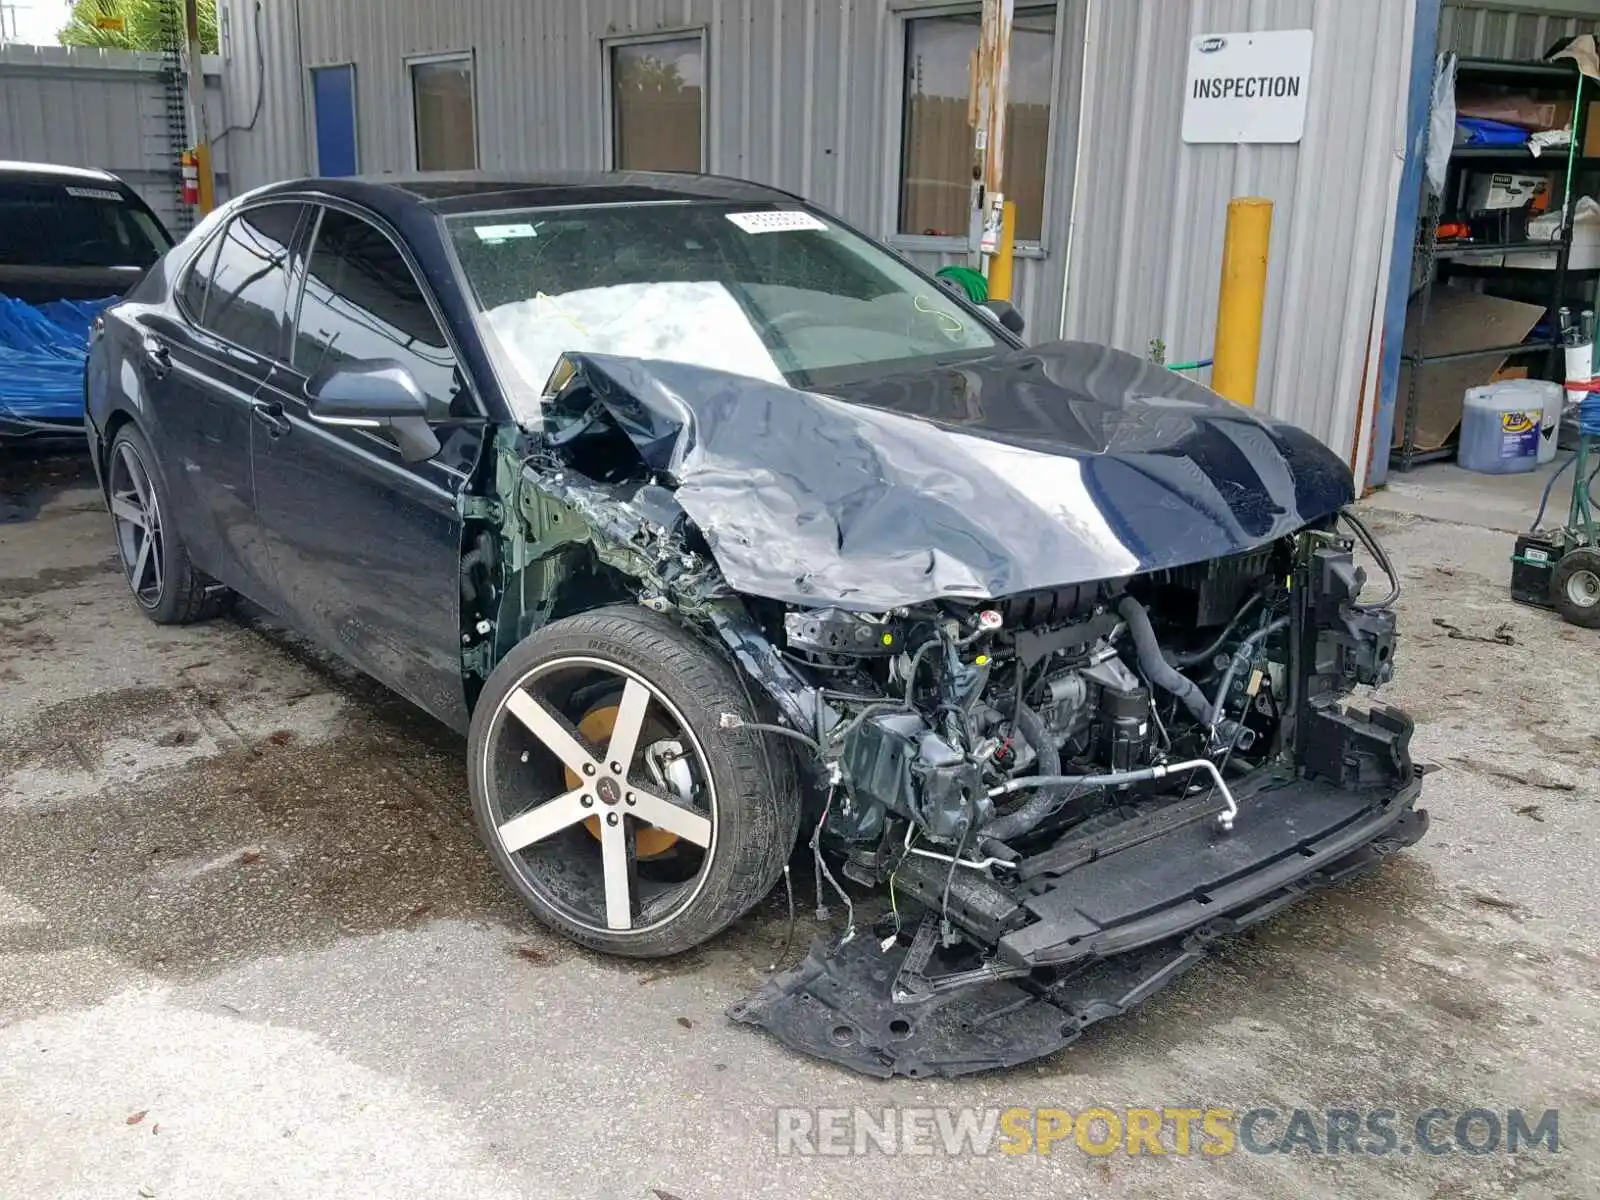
1456,117 -> 1530,147
0,294 -> 117,426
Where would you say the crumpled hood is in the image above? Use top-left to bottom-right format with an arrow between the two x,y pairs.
549,342 -> 1353,610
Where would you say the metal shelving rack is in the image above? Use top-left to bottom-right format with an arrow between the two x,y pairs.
1397,56 -> 1595,471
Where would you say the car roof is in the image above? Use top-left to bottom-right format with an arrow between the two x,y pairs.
248,171 -> 806,223
0,160 -> 123,185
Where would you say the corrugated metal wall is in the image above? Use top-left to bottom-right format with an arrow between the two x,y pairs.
0,45 -> 233,232
202,0 -> 1428,460
217,0 -> 307,192
245,0 -> 1088,348
1438,2 -> 1600,57
1063,0 -> 1415,463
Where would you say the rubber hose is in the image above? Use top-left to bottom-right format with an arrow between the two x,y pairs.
1207,615 -> 1289,735
1168,592 -> 1261,668
979,702 -> 1065,843
1117,595 -> 1215,725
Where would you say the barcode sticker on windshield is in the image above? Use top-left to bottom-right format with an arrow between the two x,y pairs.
474,223 -> 538,242
726,211 -> 829,234
65,186 -> 123,201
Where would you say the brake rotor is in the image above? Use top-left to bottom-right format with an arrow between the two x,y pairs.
565,704 -> 682,859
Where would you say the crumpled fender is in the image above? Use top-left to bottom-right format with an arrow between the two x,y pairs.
545,343 -> 1354,610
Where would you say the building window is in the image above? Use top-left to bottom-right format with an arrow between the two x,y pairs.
609,34 -> 706,172
898,6 -> 1056,242
410,54 -> 477,171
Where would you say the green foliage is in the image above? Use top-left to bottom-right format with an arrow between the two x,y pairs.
58,0 -> 219,54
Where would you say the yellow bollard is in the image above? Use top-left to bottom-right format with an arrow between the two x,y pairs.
1212,197 -> 1273,407
987,200 -> 1018,302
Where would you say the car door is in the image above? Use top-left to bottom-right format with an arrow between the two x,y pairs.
137,201 -> 309,597
251,203 -> 485,731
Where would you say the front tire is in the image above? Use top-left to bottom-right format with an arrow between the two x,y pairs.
468,605 -> 801,957
106,424 -> 232,625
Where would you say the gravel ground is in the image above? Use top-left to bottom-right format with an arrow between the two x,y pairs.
1,449 -> 1597,1200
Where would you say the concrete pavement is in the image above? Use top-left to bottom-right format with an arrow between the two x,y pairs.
1,450 -> 1597,1200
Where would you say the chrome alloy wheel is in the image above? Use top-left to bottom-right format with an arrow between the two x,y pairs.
108,439 -> 164,609
479,656 -> 718,935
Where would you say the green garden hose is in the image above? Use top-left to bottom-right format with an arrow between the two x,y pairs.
935,265 -> 988,304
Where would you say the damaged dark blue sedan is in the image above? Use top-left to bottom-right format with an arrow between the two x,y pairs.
84,172 -> 1425,1077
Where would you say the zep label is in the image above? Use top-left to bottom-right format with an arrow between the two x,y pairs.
1500,411 -> 1539,460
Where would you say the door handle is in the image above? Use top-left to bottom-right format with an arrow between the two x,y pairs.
251,399 -> 291,437
140,335 -> 171,379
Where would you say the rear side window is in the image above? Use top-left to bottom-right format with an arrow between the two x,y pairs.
292,207 -> 459,414
0,180 -> 171,268
195,203 -> 306,358
177,233 -> 223,323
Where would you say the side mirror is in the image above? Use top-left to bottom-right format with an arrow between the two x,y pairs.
985,299 -> 1025,336
307,359 -> 441,464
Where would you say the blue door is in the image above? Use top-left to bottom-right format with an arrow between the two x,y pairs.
311,65 -> 359,178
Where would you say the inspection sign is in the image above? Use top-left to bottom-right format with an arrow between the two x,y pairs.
1182,29 -> 1314,144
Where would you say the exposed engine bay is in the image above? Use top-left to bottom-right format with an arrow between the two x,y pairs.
715,521 -> 1421,1076
466,346 -> 1428,1077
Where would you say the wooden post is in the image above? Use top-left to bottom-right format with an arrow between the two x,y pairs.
185,0 -> 216,214
968,0 -> 1013,269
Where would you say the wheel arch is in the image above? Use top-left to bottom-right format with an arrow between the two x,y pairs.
96,409 -> 139,495
468,543 -> 638,710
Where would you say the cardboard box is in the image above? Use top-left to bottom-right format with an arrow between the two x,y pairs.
1500,223 -> 1600,272
1550,98 -> 1600,156
1394,287 -> 1547,452
1464,172 -> 1549,211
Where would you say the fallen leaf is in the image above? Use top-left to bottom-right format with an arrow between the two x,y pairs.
266,729 -> 295,746
407,903 -> 432,920
676,1016 -> 693,1029
139,1187 -> 155,1199
125,1110 -> 147,1126
1453,756 -> 1575,792
1470,892 -> 1520,912
514,945 -> 548,965
236,849 -> 262,866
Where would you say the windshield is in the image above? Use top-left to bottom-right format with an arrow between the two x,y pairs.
0,181 -> 172,269
446,202 -> 1004,413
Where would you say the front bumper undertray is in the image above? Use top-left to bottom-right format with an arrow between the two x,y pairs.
731,771 -> 1427,1078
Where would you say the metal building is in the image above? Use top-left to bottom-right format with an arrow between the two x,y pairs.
6,0 -> 1598,479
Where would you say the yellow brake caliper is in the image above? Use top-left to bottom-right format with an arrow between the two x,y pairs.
565,705 -> 681,859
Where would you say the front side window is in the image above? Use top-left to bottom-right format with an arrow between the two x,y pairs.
0,181 -> 171,268
609,35 -> 705,171
411,55 -> 477,171
447,202 -> 1004,421
898,5 -> 1057,241
292,207 -> 459,415
197,202 -> 305,358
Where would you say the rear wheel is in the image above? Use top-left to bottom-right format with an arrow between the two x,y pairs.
1552,547 -> 1600,629
106,424 -> 232,625
467,605 -> 801,957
